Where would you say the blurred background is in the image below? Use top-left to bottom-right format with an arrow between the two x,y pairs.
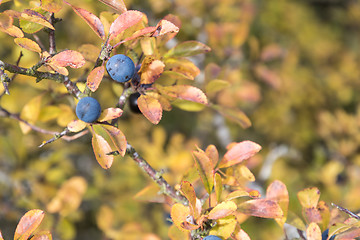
0,0 -> 360,239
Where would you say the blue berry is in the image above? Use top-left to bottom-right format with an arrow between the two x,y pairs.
106,54 -> 135,82
76,97 -> 101,123
322,229 -> 335,240
203,235 -> 222,240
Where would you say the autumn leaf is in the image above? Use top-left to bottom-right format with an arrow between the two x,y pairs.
209,215 -> 237,239
14,37 -> 42,53
214,173 -> 222,204
225,190 -> 260,201
233,228 -> 251,240
102,125 -> 127,157
238,199 -> 283,219
297,187 -> 321,209
164,40 -> 211,58
0,24 -> 24,38
139,56 -> 165,84
0,12 -> 12,29
92,132 -> 114,169
67,119 -> 87,132
87,66 -> 105,92
48,50 -> 85,69
109,10 -> 144,41
180,181 -> 199,218
138,94 -> 163,124
98,0 -> 127,13
266,180 -> 289,227
218,141 -> 261,168
14,209 -> 45,240
193,148 -> 214,195
20,9 -> 54,30
151,19 -> 179,37
212,105 -> 251,129
41,0 -> 63,13
208,201 -> 237,220
66,2 -> 105,40
171,203 -> 197,231
306,222 -> 322,240
98,108 -> 123,122
29,230 -> 52,240
164,58 -> 200,80
157,85 -> 208,105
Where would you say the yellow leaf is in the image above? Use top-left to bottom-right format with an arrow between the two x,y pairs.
102,125 -> 127,157
170,203 -> 193,231
96,205 -> 114,231
14,37 -> 42,53
98,108 -> 123,122
297,187 -> 321,209
306,222 -> 322,240
139,58 -> 165,84
92,133 -> 114,169
67,119 -> 87,132
208,201 -> 237,220
209,215 -> 237,239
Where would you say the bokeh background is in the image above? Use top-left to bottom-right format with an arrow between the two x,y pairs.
0,0 -> 360,239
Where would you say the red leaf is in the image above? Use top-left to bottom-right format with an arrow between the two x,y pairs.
238,199 -> 283,219
14,209 -> 45,240
266,180 -> 289,227
14,37 -> 41,53
49,50 -> 85,68
92,133 -> 114,169
66,2 -> 105,40
157,85 -> 208,105
137,94 -> 162,124
98,0 -> 127,13
193,148 -> 214,195
109,10 -> 144,41
102,125 -> 127,157
218,141 -> 261,168
87,66 -> 105,92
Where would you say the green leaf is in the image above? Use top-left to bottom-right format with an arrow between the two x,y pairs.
205,79 -> 230,96
214,173 -> 222,203
212,105 -> 251,129
164,40 -> 211,58
208,215 -> 237,239
192,148 -> 214,195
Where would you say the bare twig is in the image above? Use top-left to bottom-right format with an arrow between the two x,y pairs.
49,14 -> 57,55
33,34 -> 46,52
126,143 -> 188,205
332,203 -> 360,220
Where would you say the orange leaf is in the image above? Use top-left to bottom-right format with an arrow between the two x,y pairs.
47,63 -> 68,75
98,108 -> 123,122
0,231 -> 3,240
157,85 -> 208,105
180,222 -> 200,231
193,149 -> 214,195
67,119 -> 87,132
171,203 -> 194,231
102,125 -> 127,157
208,201 -> 237,220
14,37 -> 41,53
138,94 -> 162,124
205,145 -> 219,166
66,2 -> 105,40
218,141 -> 261,168
20,9 -> 54,30
180,181 -> 199,218
87,66 -> 105,92
41,0 -> 63,13
49,50 -> 85,68
14,209 -> 45,240
297,187 -> 320,209
109,10 -> 144,41
306,223 -> 322,240
98,0 -> 127,13
139,57 -> 165,84
238,199 -> 283,219
92,132 -> 114,169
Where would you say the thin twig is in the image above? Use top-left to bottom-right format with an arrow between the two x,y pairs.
332,203 -> 360,220
33,34 -> 46,52
126,143 -> 188,205
49,14 -> 57,55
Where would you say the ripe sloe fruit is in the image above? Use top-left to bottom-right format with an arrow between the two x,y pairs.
203,235 -> 222,240
129,92 -> 141,114
106,54 -> 135,82
322,229 -> 335,240
76,97 -> 101,123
